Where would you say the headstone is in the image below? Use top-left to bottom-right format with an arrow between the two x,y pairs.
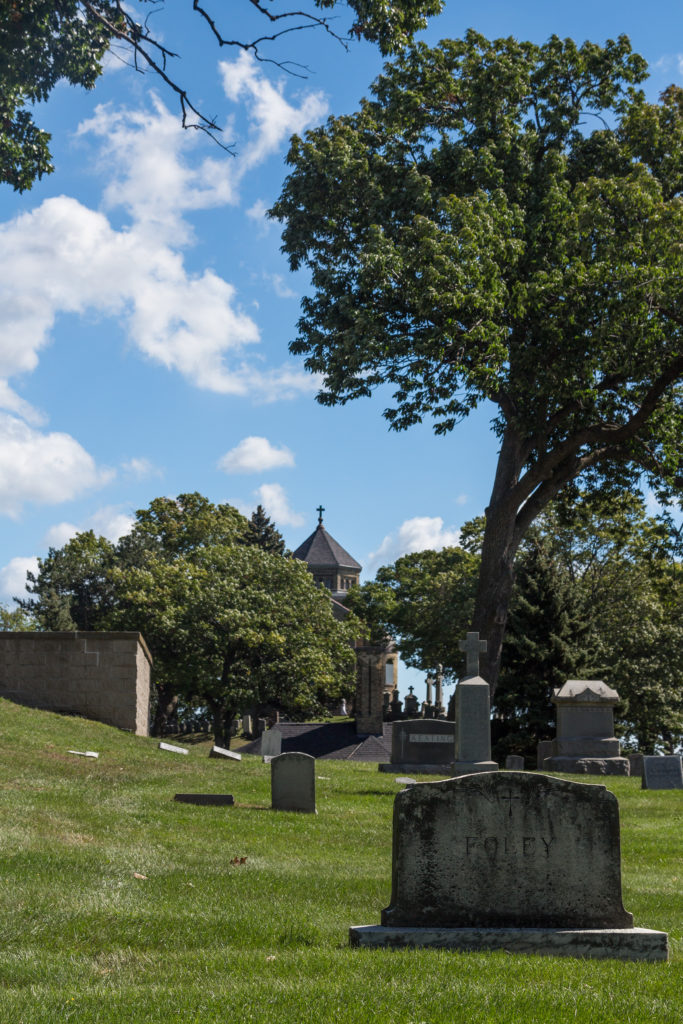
159,742 -> 188,755
209,745 -> 241,761
453,685 -> 498,775
338,699 -> 348,716
628,753 -> 644,777
641,755 -> 683,790
379,719 -> 456,774
390,692 -> 403,720
537,739 -> 553,770
67,750 -> 99,758
256,717 -> 267,737
350,772 -> 667,960
403,686 -> 419,717
261,728 -> 282,758
174,794 -> 234,806
271,752 -> 316,813
505,754 -> 525,770
544,680 -> 629,775
242,715 -> 253,736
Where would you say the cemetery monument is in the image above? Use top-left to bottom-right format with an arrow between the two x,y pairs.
350,772 -> 668,960
544,680 -> 629,775
452,632 -> 498,776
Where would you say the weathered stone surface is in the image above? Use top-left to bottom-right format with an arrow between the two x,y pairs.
261,729 -> 282,758
505,755 -> 525,770
209,745 -> 241,761
628,753 -> 644,777
390,720 -> 455,766
349,925 -> 668,962
174,794 -> 234,806
67,750 -> 99,758
641,755 -> 683,790
546,680 -> 624,773
271,752 -> 316,813
159,742 -> 189,755
382,773 -> 633,930
545,756 -> 630,776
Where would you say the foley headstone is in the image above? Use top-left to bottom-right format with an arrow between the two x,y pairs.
350,772 -> 667,960
271,752 -> 316,813
453,633 -> 497,776
641,755 -> 683,790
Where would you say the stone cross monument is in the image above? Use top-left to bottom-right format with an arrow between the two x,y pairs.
453,631 -> 497,776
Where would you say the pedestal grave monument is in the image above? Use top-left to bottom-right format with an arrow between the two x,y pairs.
544,680 -> 629,775
452,633 -> 498,776
350,772 -> 667,960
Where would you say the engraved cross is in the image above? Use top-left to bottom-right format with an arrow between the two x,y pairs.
499,788 -> 522,817
459,631 -> 487,678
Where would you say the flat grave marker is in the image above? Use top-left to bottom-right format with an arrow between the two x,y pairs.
159,742 -> 189,755
209,745 -> 241,761
68,750 -> 99,758
174,794 -> 234,806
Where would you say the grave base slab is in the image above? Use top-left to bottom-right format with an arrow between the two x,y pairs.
450,761 -> 498,775
349,925 -> 668,962
378,762 -> 455,775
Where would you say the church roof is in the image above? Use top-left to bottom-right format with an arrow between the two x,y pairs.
292,522 -> 361,571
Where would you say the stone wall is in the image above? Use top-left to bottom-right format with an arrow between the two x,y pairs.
0,632 -> 152,735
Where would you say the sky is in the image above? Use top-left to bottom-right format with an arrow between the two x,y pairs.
1,1 -> 681,698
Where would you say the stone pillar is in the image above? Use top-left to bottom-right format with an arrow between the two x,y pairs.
453,675 -> 498,775
354,644 -> 385,734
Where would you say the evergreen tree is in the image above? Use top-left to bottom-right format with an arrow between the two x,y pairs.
493,533 -> 591,763
247,505 -> 287,556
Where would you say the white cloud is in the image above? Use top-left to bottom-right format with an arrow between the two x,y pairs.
246,199 -> 273,236
43,522 -> 80,548
266,273 -> 297,300
219,436 -> 295,474
0,413 -> 113,518
0,380 -> 45,426
43,506 -> 134,549
368,516 -> 461,571
220,52 -> 327,175
122,457 -> 163,480
0,76 -> 323,401
253,483 -> 304,527
455,494 -> 468,506
0,556 -> 39,603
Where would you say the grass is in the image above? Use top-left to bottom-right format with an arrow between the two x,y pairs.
0,698 -> 680,1024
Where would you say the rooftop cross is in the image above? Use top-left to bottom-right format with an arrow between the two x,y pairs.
459,632 -> 487,678
316,504 -> 325,525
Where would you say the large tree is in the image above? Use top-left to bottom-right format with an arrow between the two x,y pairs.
1,0 -> 442,190
110,543 -> 359,746
272,32 -> 683,692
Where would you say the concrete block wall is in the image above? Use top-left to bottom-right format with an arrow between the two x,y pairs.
0,632 -> 152,735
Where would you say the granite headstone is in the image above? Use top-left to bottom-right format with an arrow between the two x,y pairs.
271,752 -> 316,813
641,755 -> 683,790
350,772 -> 667,960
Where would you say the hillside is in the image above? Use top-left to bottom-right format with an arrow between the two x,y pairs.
0,698 -> 680,1024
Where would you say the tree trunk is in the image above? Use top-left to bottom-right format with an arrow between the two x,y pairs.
151,682 -> 178,737
208,697 -> 228,748
471,426 -> 525,697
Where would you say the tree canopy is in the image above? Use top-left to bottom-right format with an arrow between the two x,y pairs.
272,32 -> 683,690
1,0 -> 442,190
17,492 -> 359,741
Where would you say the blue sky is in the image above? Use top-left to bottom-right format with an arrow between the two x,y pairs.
1,1 -> 681,696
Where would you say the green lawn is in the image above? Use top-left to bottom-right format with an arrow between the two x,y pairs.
0,698 -> 680,1024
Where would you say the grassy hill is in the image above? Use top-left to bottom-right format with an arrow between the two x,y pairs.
0,698 -> 680,1024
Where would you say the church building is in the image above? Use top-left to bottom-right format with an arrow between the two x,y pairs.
293,508 -> 398,734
